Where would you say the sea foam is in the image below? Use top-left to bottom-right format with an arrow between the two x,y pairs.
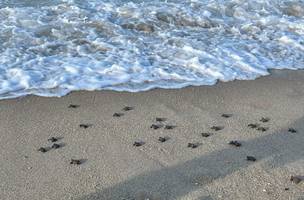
0,0 -> 304,99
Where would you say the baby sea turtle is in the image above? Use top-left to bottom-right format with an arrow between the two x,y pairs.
122,106 -> 134,111
38,147 -> 48,153
229,140 -> 242,147
150,124 -> 162,130
156,117 -> 166,122
164,125 -> 175,130
210,126 -> 223,131
133,141 -> 145,147
248,123 -> 260,129
51,143 -> 61,149
158,137 -> 168,142
113,113 -> 124,117
221,114 -> 232,118
48,137 -> 58,143
288,128 -> 297,133
79,124 -> 92,129
290,175 -> 304,184
201,133 -> 212,137
260,117 -> 270,123
70,159 -> 82,165
246,156 -> 257,162
187,143 -> 200,149
68,104 -> 80,108
257,127 -> 268,132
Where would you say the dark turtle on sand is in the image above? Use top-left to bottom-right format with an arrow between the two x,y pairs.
290,175 -> 304,184
288,128 -> 297,133
79,124 -> 92,129
158,137 -> 168,142
38,147 -> 48,153
48,137 -> 58,143
68,104 -> 80,108
260,117 -> 270,123
248,123 -> 260,129
70,159 -> 82,165
210,126 -> 223,131
257,127 -> 268,132
113,113 -> 124,117
201,133 -> 212,137
221,114 -> 232,118
133,141 -> 145,147
150,124 -> 162,130
246,156 -> 256,162
229,140 -> 242,147
156,117 -> 166,122
51,143 -> 61,149
122,106 -> 134,111
164,125 -> 175,130
188,143 -> 200,149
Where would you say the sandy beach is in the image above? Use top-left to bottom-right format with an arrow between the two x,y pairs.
1,69 -> 304,200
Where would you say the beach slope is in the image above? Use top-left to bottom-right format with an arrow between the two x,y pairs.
1,70 -> 304,200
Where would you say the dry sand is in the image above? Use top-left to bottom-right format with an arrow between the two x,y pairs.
1,70 -> 304,200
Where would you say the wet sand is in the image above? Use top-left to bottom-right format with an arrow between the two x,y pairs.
1,69 -> 304,200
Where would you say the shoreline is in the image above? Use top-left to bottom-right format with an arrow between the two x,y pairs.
0,69 -> 301,101
1,69 -> 304,200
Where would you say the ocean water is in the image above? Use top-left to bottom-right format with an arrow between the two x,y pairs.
1,0 -> 304,99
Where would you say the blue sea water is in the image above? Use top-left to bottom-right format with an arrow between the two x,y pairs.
0,0 -> 304,99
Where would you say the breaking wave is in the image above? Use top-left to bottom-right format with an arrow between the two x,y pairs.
0,0 -> 304,99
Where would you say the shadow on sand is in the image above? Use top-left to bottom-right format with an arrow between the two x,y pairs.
78,117 -> 304,200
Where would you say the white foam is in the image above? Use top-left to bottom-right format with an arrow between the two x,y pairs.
0,0 -> 304,99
